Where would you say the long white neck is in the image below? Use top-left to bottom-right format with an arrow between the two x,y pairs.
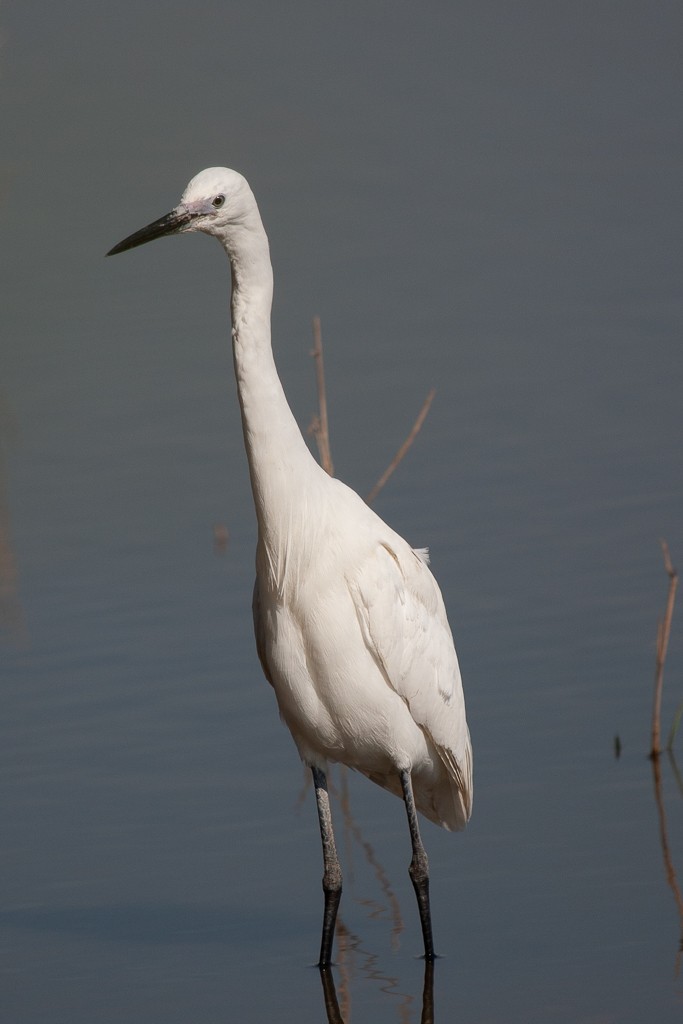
219,198 -> 325,574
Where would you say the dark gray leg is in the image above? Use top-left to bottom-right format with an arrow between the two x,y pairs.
400,769 -> 435,960
312,766 -> 342,967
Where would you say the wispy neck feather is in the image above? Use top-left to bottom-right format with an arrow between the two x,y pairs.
219,198 -> 324,579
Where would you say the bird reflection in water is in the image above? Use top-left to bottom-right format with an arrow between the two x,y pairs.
318,941 -> 435,1024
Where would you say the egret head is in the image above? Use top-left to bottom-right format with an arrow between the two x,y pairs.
107,167 -> 254,256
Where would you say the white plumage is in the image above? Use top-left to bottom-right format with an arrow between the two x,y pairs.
108,167 -> 472,965
255,477 -> 472,830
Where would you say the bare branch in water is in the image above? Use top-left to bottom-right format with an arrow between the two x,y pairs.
651,540 -> 678,758
366,388 -> 436,505
650,752 -> 683,973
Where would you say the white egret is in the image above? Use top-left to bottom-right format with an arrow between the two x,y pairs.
107,168 -> 473,966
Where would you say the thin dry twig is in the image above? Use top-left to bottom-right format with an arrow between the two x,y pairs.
366,388 -> 436,505
308,315 -> 334,476
651,540 -> 678,758
329,773 -> 404,949
650,752 -> 683,972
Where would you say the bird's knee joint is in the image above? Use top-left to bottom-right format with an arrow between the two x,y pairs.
322,866 -> 342,895
409,853 -> 430,887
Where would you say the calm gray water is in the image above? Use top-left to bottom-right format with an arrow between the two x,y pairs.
2,2 -> 683,1021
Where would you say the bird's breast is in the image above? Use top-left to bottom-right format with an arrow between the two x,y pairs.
254,564 -> 434,775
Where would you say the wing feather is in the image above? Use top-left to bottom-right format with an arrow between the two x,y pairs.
346,536 -> 472,821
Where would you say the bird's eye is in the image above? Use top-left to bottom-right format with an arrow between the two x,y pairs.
212,194 -> 225,208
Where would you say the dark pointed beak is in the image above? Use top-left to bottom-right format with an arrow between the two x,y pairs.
106,206 -> 194,256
